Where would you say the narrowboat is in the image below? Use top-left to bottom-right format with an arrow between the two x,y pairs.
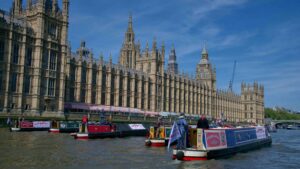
10,121 -> 51,132
172,126 -> 272,161
145,126 -> 172,147
49,121 -> 80,133
74,123 -> 149,139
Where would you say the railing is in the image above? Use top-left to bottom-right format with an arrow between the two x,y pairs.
64,111 -> 197,124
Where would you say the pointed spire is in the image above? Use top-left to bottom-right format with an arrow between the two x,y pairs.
168,43 -> 178,74
152,37 -> 157,50
27,0 -> 32,10
145,41 -> 149,51
128,12 -> 133,32
52,0 -> 58,13
88,52 -> 93,62
202,42 -> 208,55
109,53 -> 113,64
99,52 -> 103,61
13,0 -> 22,15
124,12 -> 134,43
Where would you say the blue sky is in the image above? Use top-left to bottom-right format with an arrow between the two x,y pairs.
1,0 -> 300,111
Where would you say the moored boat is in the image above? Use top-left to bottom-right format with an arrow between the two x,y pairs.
49,121 -> 80,133
172,126 -> 272,161
74,122 -> 119,139
49,128 -> 60,133
10,121 -> 51,132
286,125 -> 298,130
145,126 -> 172,147
74,123 -> 149,139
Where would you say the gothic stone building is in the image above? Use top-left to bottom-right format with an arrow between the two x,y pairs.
0,0 -> 264,124
0,0 -> 69,116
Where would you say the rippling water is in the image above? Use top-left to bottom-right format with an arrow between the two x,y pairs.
0,129 -> 299,169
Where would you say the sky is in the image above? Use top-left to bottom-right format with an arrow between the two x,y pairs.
1,0 -> 300,111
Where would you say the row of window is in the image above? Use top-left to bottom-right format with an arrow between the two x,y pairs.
6,73 -> 55,96
9,103 -> 31,110
43,49 -> 57,70
11,73 -> 31,94
0,40 -> 33,66
1,42 -> 56,70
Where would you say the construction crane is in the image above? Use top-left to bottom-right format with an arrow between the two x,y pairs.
229,60 -> 237,92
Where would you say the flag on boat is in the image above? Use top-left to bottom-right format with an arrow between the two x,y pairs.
167,121 -> 182,150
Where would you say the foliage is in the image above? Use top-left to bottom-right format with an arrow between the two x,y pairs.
265,108 -> 300,120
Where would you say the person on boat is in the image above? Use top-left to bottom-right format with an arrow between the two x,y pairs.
176,113 -> 189,149
81,115 -> 88,132
6,117 -> 12,127
197,114 -> 209,129
17,116 -> 22,128
155,117 -> 163,138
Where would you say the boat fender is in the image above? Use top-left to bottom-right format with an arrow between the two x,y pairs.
176,151 -> 184,160
145,140 -> 152,146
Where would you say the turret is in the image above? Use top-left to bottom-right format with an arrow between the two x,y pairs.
161,41 -> 165,60
109,53 -> 113,65
52,0 -> 58,13
201,44 -> 208,60
151,38 -> 157,59
119,14 -> 137,69
26,0 -> 32,10
37,0 -> 45,13
167,44 -> 178,74
62,0 -> 70,21
145,41 -> 149,57
125,13 -> 134,43
12,0 -> 22,16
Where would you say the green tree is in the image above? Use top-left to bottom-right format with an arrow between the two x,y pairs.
265,108 -> 300,120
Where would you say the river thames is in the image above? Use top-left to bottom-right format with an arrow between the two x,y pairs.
0,129 -> 299,169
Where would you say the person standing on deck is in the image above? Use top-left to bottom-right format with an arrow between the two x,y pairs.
82,115 -> 88,132
176,113 -> 188,149
197,114 -> 209,129
155,117 -> 163,138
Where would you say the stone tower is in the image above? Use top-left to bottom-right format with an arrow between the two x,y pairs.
167,44 -> 178,74
0,0 -> 69,116
119,14 -> 140,69
196,45 -> 216,90
241,82 -> 264,124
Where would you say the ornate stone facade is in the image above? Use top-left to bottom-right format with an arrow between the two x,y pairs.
0,0 -> 69,117
0,0 -> 264,124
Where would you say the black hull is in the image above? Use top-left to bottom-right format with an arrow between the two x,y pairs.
87,130 -> 148,139
88,131 -> 121,139
119,130 -> 148,137
19,128 -> 49,132
207,137 -> 272,159
59,128 -> 79,133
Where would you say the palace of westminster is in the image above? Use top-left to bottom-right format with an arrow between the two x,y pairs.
0,0 -> 265,124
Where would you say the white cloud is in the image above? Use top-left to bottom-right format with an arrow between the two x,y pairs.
193,0 -> 248,16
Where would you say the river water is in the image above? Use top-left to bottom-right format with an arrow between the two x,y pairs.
0,129 -> 299,169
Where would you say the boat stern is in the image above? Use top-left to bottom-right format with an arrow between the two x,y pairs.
172,149 -> 208,161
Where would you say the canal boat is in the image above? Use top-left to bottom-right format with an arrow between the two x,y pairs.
74,122 -> 118,139
172,126 -> 272,161
49,121 -> 80,133
266,122 -> 277,133
286,125 -> 299,130
74,123 -> 149,139
145,126 -> 172,147
10,121 -> 51,132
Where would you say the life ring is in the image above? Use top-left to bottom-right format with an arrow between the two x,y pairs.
176,151 -> 184,160
145,140 -> 152,146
